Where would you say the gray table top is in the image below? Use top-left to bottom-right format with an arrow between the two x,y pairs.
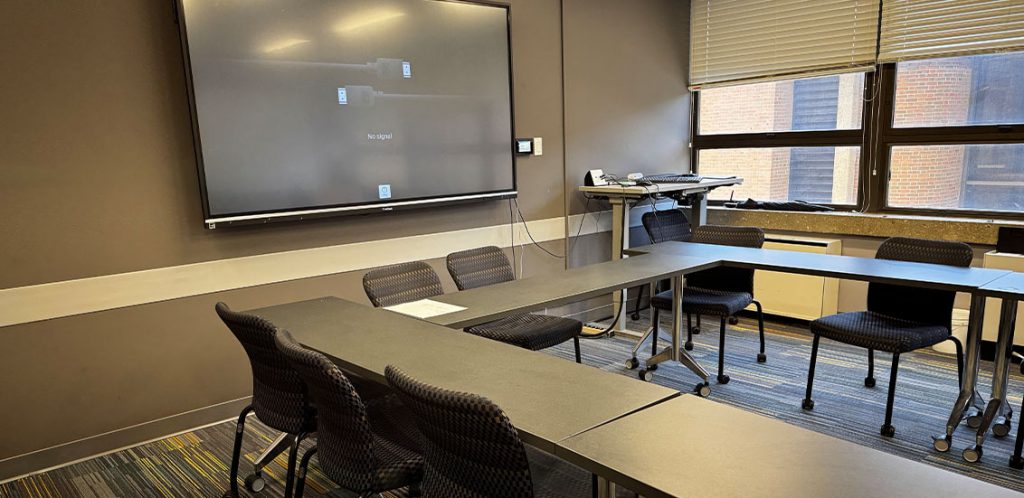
631,241 -> 1013,293
247,297 -> 680,452
578,177 -> 742,198
979,271 -> 1024,300
557,396 -> 1020,498
427,252 -> 721,329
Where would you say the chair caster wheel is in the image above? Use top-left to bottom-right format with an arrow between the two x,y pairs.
880,424 -> 895,438
932,434 -> 952,452
684,341 -> 693,351
728,316 -> 739,325
801,399 -> 814,410
625,357 -> 639,370
756,353 -> 766,363
244,473 -> 266,493
993,421 -> 1012,438
962,446 -> 982,463
694,383 -> 711,397
691,326 -> 701,336
967,414 -> 983,429
647,364 -> 658,371
864,377 -> 876,388
717,374 -> 730,384
630,312 -> 641,321
639,369 -> 654,382
1010,455 -> 1024,469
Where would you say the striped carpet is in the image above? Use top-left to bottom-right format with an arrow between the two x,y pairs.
2,315 -> 1023,496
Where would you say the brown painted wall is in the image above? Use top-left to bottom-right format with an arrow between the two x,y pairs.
0,0 -> 692,476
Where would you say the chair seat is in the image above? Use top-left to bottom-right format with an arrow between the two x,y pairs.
467,313 -> 582,351
365,395 -> 424,492
651,287 -> 753,317
810,311 -> 951,353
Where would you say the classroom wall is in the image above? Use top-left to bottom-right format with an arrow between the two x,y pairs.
0,0 -> 693,479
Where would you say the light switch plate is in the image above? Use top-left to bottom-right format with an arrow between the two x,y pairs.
533,137 -> 543,156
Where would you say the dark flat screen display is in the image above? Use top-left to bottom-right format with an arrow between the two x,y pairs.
178,0 -> 515,222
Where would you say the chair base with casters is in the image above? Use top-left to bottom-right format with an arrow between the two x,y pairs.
224,404 -> 309,498
801,311 -> 965,438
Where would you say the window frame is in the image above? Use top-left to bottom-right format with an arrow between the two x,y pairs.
691,61 -> 1024,219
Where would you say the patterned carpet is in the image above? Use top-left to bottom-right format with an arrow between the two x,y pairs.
2,314 -> 1023,497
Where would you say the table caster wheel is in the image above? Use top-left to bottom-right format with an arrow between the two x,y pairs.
625,357 -> 639,370
967,414 -> 983,429
691,326 -> 700,336
880,424 -> 895,438
647,364 -> 658,371
639,369 -> 654,382
717,374 -> 730,385
757,353 -> 767,363
932,434 -> 951,452
684,341 -> 693,351
694,382 -> 711,397
728,317 -> 739,325
864,377 -> 876,388
630,312 -> 640,321
993,421 -> 1012,438
1010,455 -> 1024,469
244,473 -> 266,493
962,445 -> 982,463
801,398 -> 814,410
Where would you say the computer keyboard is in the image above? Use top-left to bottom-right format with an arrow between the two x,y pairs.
641,173 -> 703,184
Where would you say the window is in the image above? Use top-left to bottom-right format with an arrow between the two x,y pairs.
694,73 -> 867,205
877,52 -> 1024,215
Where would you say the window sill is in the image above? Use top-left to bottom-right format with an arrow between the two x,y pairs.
707,207 -> 1024,245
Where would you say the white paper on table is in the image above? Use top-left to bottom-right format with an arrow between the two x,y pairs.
384,299 -> 467,319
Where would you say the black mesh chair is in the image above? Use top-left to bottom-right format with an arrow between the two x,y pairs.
363,261 -> 445,308
446,246 -> 583,363
384,366 -> 543,497
274,330 -> 424,498
632,209 -> 692,320
801,237 -> 970,438
216,302 -> 317,498
648,225 -> 766,384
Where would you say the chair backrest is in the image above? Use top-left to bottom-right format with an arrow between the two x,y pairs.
868,237 -> 973,327
363,261 -> 444,308
273,329 -> 382,491
641,209 -> 692,244
686,225 -> 765,294
215,302 -> 313,434
446,246 -> 515,291
385,366 -> 534,498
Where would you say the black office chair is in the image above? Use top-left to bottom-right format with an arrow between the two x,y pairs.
1011,352 -> 1024,469
386,365 -> 564,497
446,246 -> 583,363
633,209 -> 692,320
648,225 -> 766,384
363,261 -> 445,308
216,302 -> 317,498
801,237 -> 969,438
274,329 -> 424,498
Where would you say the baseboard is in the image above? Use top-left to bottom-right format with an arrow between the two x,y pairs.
0,397 -> 252,483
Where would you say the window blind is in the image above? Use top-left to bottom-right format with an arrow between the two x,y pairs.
689,0 -> 881,89
879,0 -> 1024,62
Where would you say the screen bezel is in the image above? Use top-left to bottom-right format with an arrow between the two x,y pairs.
174,0 -> 518,228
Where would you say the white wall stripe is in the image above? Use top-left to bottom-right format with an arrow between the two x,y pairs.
0,212 -> 615,328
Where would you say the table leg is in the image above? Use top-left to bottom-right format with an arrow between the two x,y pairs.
687,192 -> 707,227
610,198 -> 630,334
643,276 -> 710,393
964,299 -> 1018,462
935,294 -> 987,452
595,476 -> 616,498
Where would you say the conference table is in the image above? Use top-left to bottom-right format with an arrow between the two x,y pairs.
247,294 -> 1021,496
249,297 -> 680,453
627,241 -> 1021,461
428,250 -> 722,391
